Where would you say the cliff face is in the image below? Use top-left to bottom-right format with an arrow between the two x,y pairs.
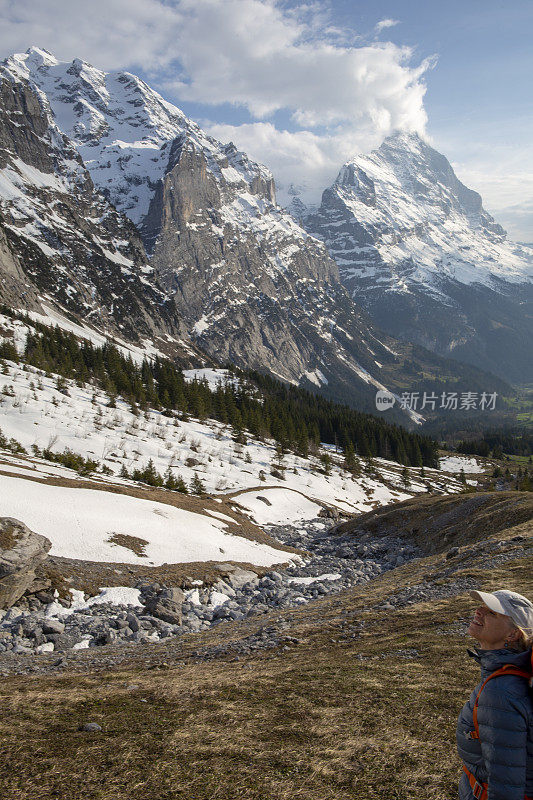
148,136 -> 363,385
0,70 -> 198,362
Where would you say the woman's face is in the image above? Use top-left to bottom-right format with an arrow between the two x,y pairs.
468,604 -> 516,650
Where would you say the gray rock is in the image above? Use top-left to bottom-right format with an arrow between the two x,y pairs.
184,615 -> 202,632
213,580 -> 236,597
12,642 -> 33,654
126,613 -> 140,632
226,569 -> 258,590
42,619 -> 65,635
79,723 -> 102,732
146,600 -> 183,625
0,518 -> 51,610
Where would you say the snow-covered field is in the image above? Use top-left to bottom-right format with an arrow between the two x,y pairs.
0,474 -> 291,566
0,360 -> 463,511
438,455 -> 485,474
0,351 -> 471,564
232,489 -> 322,526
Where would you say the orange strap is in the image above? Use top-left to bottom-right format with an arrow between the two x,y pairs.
464,665 -> 532,799
472,665 -> 531,740
464,766 -> 533,800
463,766 -> 487,800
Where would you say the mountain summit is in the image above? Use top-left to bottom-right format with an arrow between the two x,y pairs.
305,132 -> 533,383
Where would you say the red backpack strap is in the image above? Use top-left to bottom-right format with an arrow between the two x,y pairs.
472,665 -> 531,739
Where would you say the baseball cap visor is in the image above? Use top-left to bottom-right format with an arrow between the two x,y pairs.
470,590 -> 508,615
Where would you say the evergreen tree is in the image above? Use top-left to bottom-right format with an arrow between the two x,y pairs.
132,459 -> 163,487
190,472 -> 206,495
343,441 -> 356,472
164,466 -> 180,490
320,452 -> 332,476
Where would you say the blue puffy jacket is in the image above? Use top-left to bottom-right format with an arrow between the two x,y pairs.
456,648 -> 533,800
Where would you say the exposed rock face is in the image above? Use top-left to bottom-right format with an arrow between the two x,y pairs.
305,132 -> 533,383
144,587 -> 184,625
0,518 -> 51,609
149,133 -> 396,399
0,60 -> 198,363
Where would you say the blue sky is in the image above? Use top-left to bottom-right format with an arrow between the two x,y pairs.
1,0 -> 531,238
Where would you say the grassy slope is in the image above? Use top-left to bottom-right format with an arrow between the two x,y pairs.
0,494 -> 531,800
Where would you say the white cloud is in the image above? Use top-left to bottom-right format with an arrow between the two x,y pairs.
204,121 -> 386,208
0,0 -> 184,71
451,161 -> 533,242
0,0 -> 434,208
375,19 -> 400,34
164,1 -> 431,130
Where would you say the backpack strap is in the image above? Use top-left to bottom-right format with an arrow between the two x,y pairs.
463,766 -> 488,799
471,665 -> 531,740
463,765 -> 533,800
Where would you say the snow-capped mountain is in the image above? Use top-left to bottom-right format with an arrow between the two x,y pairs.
0,55 -> 201,362
0,49 -> 402,412
305,132 -> 533,383
2,48 -> 275,232
0,49 -> 511,418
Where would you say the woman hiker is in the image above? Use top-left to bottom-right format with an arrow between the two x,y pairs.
457,589 -> 533,800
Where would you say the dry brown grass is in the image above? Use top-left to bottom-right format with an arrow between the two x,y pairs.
0,504 -> 531,800
0,520 -> 18,550
107,533 -> 150,558
335,491 -> 533,553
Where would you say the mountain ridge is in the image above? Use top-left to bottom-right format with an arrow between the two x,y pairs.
304,131 -> 533,383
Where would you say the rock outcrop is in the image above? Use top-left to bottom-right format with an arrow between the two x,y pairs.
0,58 -> 199,364
0,518 -> 51,609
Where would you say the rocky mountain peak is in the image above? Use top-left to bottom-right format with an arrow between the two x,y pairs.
305,131 -> 533,383
1,50 -> 276,228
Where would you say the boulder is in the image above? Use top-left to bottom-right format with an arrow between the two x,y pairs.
226,568 -> 258,590
42,619 -> 65,635
0,518 -> 51,610
145,587 -> 184,625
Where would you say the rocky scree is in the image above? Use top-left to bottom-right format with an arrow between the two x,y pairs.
0,517 -> 420,656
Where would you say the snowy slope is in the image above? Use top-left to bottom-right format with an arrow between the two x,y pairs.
0,328 -> 466,533
0,474 -> 290,566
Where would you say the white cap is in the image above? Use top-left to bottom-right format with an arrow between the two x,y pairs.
470,589 -> 533,635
